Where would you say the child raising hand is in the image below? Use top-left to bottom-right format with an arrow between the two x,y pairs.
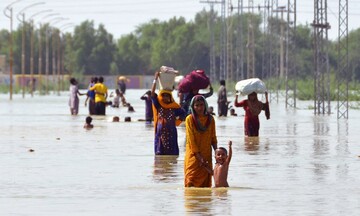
213,141 -> 232,187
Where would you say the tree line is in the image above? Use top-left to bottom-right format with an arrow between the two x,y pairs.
1,9 -> 360,82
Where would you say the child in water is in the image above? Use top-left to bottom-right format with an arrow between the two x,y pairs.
84,116 -> 94,129
213,140 -> 232,187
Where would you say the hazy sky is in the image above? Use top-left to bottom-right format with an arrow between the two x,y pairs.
2,0 -> 360,40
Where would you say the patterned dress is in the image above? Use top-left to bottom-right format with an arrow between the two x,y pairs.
151,96 -> 186,155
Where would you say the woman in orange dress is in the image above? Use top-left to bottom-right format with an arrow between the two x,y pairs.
184,95 -> 217,187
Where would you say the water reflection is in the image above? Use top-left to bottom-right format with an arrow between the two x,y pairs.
243,137 -> 270,154
184,188 -> 212,214
336,120 -> 349,179
312,116 -> 330,182
152,155 -> 179,183
244,137 -> 260,152
213,188 -> 228,199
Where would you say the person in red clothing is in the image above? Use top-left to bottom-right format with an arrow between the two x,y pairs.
234,92 -> 270,137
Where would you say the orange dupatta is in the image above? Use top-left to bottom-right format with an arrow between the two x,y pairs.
152,90 -> 182,133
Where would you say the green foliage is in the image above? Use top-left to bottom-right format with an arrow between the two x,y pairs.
1,9 -> 360,92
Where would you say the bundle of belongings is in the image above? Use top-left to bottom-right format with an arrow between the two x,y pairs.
178,69 -> 210,93
158,66 -> 179,91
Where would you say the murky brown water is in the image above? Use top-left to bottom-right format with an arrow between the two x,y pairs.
1,90 -> 359,215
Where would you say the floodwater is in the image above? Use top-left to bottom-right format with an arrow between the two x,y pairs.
1,89 -> 359,215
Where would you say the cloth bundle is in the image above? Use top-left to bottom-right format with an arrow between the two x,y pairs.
158,66 -> 179,91
235,78 -> 267,96
178,70 -> 210,93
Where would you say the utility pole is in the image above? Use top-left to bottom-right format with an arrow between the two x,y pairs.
247,0 -> 255,79
268,0 -> 280,103
312,0 -> 331,115
337,0 -> 349,119
273,6 -> 286,79
17,2 -> 45,98
52,29 -> 57,93
220,0 -> 227,80
285,0 -> 297,109
38,23 -> 43,93
3,0 -> 22,100
200,0 -> 222,82
17,12 -> 26,98
226,0 -> 234,81
236,0 -> 244,81
45,24 -> 50,94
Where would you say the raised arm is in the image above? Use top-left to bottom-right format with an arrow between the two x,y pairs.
226,140 -> 232,164
151,72 -> 159,97
265,91 -> 269,103
234,94 -> 239,106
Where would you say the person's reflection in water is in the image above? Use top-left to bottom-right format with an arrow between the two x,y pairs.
184,188 -> 212,214
153,155 -> 179,183
244,136 -> 260,153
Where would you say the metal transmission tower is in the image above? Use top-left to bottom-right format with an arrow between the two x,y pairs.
235,0 -> 245,81
200,0 -> 221,82
268,0 -> 280,103
261,0 -> 271,79
247,0 -> 255,79
220,0 -> 227,80
285,0 -> 297,108
209,5 -> 216,82
312,0 -> 331,115
337,0 -> 349,119
226,1 -> 234,81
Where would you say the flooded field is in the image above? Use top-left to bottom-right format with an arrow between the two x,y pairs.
1,90 -> 359,215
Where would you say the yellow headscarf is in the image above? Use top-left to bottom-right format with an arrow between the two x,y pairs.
152,90 -> 182,132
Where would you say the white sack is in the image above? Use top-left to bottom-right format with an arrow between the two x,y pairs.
235,78 -> 267,96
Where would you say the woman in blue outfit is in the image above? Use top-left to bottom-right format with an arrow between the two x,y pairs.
151,72 -> 186,155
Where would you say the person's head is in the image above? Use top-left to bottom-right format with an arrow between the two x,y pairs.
230,108 -> 236,115
112,116 -> 120,122
215,147 -> 228,165
159,90 -> 174,104
124,116 -> 131,122
220,80 -> 225,86
70,78 -> 77,85
190,95 -> 208,116
98,76 -> 104,83
145,90 -> 151,96
94,77 -> 98,83
85,116 -> 92,124
248,92 -> 258,101
208,106 -> 214,113
115,89 -> 120,95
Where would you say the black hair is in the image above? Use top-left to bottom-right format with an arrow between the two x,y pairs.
216,147 -> 228,155
85,116 -> 92,124
98,76 -> 104,83
70,78 -> 77,85
220,80 -> 225,85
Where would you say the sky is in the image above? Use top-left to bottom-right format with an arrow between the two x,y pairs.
2,0 -> 360,40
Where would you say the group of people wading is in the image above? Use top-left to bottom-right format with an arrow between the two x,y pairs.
68,67 -> 270,188
150,69 -> 270,188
